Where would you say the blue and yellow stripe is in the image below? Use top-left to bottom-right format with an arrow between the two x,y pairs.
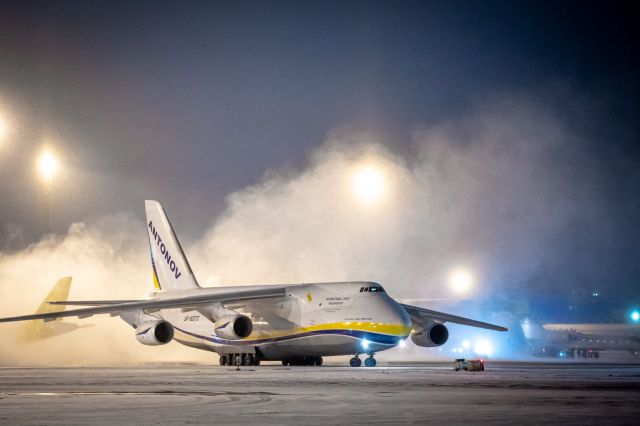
174,321 -> 411,347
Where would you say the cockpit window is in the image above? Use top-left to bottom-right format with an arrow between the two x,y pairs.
360,285 -> 385,293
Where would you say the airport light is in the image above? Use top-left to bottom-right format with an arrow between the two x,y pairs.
473,339 -> 494,357
37,149 -> 59,233
448,268 -> 474,295
0,116 -> 7,143
631,310 -> 640,322
38,150 -> 58,182
351,164 -> 387,204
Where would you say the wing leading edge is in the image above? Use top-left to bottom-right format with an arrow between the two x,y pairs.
401,303 -> 508,332
0,287 -> 286,323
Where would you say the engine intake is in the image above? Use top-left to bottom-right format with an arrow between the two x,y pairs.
411,322 -> 449,347
214,314 -> 253,340
135,320 -> 174,346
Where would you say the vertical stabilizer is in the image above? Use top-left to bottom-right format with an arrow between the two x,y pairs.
21,276 -> 78,342
35,276 -> 72,314
145,200 -> 200,290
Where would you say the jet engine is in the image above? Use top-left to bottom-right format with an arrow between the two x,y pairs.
214,314 -> 253,340
411,321 -> 449,347
135,320 -> 174,346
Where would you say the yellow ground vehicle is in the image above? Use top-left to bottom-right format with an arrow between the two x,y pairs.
453,358 -> 485,371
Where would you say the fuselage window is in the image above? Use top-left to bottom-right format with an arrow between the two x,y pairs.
361,286 -> 385,293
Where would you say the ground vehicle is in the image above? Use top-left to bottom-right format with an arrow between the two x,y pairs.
453,358 -> 485,371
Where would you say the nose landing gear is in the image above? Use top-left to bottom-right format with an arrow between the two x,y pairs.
350,353 -> 376,367
364,355 -> 377,367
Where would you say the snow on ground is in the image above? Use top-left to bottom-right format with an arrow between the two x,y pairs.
0,363 -> 639,425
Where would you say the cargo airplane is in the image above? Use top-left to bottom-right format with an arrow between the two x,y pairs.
0,201 -> 507,367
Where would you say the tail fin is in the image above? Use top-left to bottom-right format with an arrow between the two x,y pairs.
35,276 -> 72,314
21,277 -> 78,342
145,200 -> 200,290
520,318 -> 547,340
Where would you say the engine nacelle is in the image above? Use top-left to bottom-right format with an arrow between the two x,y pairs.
411,322 -> 449,347
135,320 -> 174,346
214,314 -> 253,340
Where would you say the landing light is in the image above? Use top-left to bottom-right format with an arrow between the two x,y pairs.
631,310 -> 640,322
362,339 -> 370,350
398,339 -> 406,348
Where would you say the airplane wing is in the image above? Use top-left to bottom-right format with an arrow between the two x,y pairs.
49,300 -> 139,306
0,287 -> 286,323
401,303 -> 508,332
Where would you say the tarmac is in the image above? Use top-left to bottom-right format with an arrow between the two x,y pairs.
0,362 -> 639,425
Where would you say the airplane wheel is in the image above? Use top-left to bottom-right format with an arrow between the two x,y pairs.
235,354 -> 242,366
364,357 -> 376,367
349,357 -> 362,367
219,355 -> 227,366
244,354 -> 255,366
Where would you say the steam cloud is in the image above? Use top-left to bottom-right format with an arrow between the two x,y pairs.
0,94 -> 608,365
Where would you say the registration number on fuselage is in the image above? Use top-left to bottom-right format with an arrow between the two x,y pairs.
183,315 -> 200,322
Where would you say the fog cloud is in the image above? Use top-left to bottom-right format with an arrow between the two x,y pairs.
0,94 -> 613,364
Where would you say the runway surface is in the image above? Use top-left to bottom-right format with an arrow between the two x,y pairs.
1,362 -> 639,425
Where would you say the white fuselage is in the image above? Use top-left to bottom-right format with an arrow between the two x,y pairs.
142,281 -> 412,360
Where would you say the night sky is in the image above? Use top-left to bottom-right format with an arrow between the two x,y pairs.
0,1 -> 639,299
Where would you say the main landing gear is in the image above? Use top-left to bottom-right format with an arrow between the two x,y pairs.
281,356 -> 323,366
219,353 -> 261,367
350,353 -> 376,367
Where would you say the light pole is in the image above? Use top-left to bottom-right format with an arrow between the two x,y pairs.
38,150 -> 58,234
